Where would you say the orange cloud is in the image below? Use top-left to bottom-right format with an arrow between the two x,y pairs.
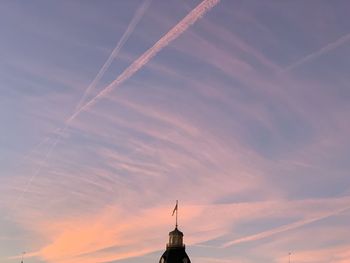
14,197 -> 349,263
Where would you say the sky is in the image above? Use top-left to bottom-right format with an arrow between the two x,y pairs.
1,0 -> 350,262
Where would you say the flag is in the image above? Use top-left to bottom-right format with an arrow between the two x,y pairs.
172,201 -> 178,216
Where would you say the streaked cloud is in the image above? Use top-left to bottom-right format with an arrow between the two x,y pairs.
1,1 -> 350,263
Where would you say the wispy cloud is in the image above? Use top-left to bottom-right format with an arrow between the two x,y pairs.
222,201 -> 350,247
282,32 -> 350,72
11,0 -> 221,212
13,197 -> 350,263
2,2 -> 350,263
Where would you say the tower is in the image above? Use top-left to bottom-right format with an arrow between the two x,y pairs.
159,202 -> 191,263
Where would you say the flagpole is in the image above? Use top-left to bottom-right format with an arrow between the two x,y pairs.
176,200 -> 178,228
172,200 -> 179,228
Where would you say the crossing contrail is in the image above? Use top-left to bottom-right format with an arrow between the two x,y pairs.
21,0 -> 153,161
66,0 -> 221,124
75,0 -> 153,111
13,0 -> 221,209
12,0 -> 153,210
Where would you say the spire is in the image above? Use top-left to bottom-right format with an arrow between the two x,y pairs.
159,202 -> 191,263
168,201 -> 184,248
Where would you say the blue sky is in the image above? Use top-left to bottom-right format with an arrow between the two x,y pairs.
1,0 -> 350,263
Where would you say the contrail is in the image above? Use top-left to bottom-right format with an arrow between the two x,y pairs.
22,127 -> 62,161
12,132 -> 61,209
66,0 -> 221,124
21,0 -> 153,162
222,205 -> 350,248
75,0 -> 153,110
23,0 -> 153,160
12,0 -> 152,210
13,0 -> 220,209
281,32 -> 350,73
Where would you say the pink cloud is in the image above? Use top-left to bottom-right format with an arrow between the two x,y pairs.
9,197 -> 349,263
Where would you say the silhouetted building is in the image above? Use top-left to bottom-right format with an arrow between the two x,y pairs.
159,226 -> 191,263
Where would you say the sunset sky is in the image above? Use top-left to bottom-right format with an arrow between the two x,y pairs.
1,0 -> 350,262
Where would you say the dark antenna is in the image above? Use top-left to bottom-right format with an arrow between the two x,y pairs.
21,251 -> 25,263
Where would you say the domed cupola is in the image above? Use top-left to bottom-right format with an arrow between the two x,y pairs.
167,227 -> 184,248
159,201 -> 191,263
